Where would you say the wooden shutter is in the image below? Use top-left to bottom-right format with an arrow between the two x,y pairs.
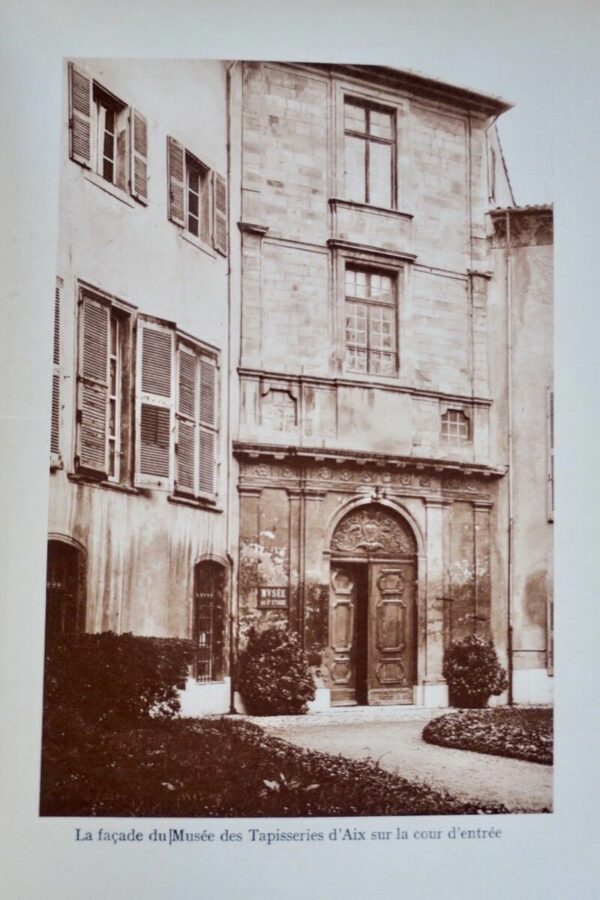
546,386 -> 554,522
76,294 -> 110,477
199,356 -> 218,496
68,63 -> 92,167
212,171 -> 227,255
167,137 -> 185,226
130,109 -> 148,204
176,345 -> 197,496
135,319 -> 174,489
50,283 -> 61,458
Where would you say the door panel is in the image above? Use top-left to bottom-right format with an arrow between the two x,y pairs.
329,566 -> 357,704
368,562 -> 415,704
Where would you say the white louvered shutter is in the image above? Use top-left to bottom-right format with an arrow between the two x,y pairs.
76,295 -> 110,477
68,63 -> 93,167
50,283 -> 61,458
167,137 -> 185,226
130,109 -> 148,204
176,345 -> 198,496
135,319 -> 174,489
212,172 -> 227,256
198,356 -> 218,496
546,386 -> 554,522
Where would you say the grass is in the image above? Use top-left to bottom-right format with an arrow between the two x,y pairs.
40,714 -> 511,817
422,707 -> 553,765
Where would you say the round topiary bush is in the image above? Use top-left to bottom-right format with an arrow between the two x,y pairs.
442,634 -> 508,708
237,624 -> 316,715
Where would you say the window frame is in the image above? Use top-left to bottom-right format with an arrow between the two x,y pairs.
167,136 -> 228,257
441,407 -> 472,447
74,282 -> 135,486
334,81 -> 407,213
344,266 -> 398,377
68,62 -> 148,205
343,96 -> 397,209
134,315 -> 221,504
332,244 -> 405,382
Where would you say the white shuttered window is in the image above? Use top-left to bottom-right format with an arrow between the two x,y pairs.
76,288 -> 131,482
136,319 -> 219,500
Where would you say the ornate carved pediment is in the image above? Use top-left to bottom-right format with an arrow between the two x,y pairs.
331,505 -> 417,558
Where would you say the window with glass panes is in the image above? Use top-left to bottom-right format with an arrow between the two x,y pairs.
107,311 -> 122,481
344,267 -> 397,376
186,154 -> 209,240
441,409 -> 470,445
344,99 -> 395,208
92,85 -> 126,187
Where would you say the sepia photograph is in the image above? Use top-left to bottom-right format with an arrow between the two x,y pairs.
40,57 -> 554,819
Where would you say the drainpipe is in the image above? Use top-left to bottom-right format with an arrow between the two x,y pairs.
505,210 -> 514,706
225,60 -> 239,714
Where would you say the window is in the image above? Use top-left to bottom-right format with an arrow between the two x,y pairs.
441,409 -> 471,446
135,318 -> 219,500
193,561 -> 226,682
546,386 -> 554,522
68,62 -> 148,204
344,98 -> 395,208
75,287 -> 132,483
167,136 -> 228,255
46,539 -> 86,638
50,280 -> 61,466
344,267 -> 397,376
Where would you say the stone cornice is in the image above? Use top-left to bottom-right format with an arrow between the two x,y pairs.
239,367 -> 494,407
233,441 -> 506,479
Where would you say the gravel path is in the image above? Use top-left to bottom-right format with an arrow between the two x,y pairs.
257,716 -> 552,813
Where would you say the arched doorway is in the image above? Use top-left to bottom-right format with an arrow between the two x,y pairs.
328,504 -> 418,706
45,539 -> 86,638
193,560 -> 227,682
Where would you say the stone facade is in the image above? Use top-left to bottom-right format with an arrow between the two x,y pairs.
234,62 -> 553,708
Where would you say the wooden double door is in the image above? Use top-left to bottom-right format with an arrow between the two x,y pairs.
329,560 -> 416,706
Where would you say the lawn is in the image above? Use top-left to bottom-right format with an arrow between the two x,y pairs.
422,707 -> 553,765
40,715 -> 510,817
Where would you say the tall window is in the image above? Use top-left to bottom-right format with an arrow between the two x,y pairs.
344,98 -> 395,208
45,540 -> 85,638
135,318 -> 219,500
344,267 -> 397,376
167,136 -> 228,255
193,561 -> 226,682
76,289 -> 131,483
441,409 -> 471,446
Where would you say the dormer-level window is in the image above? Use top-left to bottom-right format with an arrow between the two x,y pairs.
344,98 -> 395,208
441,409 -> 471,446
68,62 -> 148,204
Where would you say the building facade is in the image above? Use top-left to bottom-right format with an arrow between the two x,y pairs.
46,60 -> 553,713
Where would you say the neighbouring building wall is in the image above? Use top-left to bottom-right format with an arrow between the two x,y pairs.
488,207 -> 554,703
48,60 -> 234,709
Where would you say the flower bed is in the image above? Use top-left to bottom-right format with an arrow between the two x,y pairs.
40,715 -> 511,817
422,708 -> 553,765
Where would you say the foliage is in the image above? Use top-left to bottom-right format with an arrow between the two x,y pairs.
423,707 -> 553,765
442,634 -> 508,708
237,624 -> 316,715
40,715 -> 512,817
43,632 -> 194,730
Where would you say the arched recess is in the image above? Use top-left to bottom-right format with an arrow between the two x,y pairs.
326,502 -> 419,706
324,495 -> 425,560
45,535 -> 87,638
193,556 -> 229,682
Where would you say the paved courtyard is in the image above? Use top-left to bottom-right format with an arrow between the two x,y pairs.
248,708 -> 553,813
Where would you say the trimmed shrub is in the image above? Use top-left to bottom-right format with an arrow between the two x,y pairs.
237,624 -> 316,715
43,632 -> 194,728
442,634 -> 508,708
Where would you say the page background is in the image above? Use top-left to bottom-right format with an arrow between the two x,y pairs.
1,1 -> 598,897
